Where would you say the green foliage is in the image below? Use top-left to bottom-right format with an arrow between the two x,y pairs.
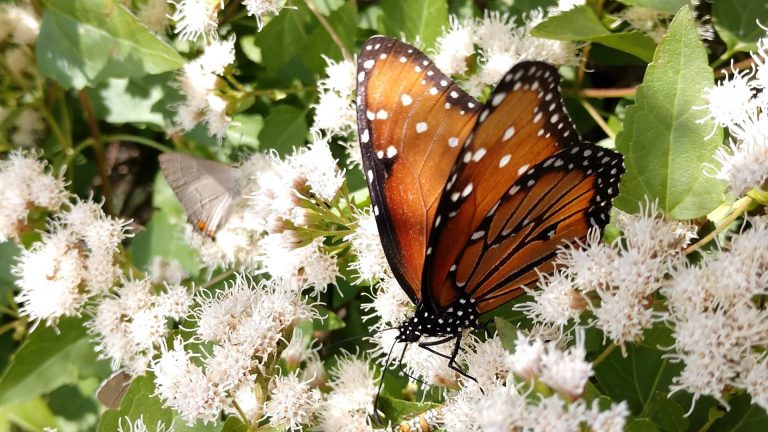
0,317 -> 110,406
37,0 -> 184,89
615,6 -> 725,219
258,105 -> 309,155
618,0 -> 690,14
712,0 -> 768,53
379,0 -> 449,49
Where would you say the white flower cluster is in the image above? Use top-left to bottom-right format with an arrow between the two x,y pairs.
442,332 -> 629,432
316,354 -> 378,431
174,37 -> 236,140
88,278 -> 193,374
14,200 -> 130,325
170,0 -> 285,41
620,7 -> 668,42
152,275 -> 313,424
662,217 -> 768,411
0,152 -> 68,242
433,10 -> 579,97
310,57 -> 361,167
702,34 -> 768,194
118,416 -> 173,432
0,1 -> 40,86
518,201 -> 693,348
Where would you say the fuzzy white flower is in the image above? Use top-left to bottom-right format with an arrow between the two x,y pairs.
325,353 -> 377,413
242,0 -> 286,29
4,4 -> 39,45
311,90 -> 357,135
462,336 -> 510,391
362,276 -> 412,328
118,416 -> 174,432
292,135 -> 344,202
506,332 -> 545,381
169,0 -> 219,41
516,270 -> 584,328
347,209 -> 391,282
0,151 -> 68,242
586,400 -> 630,432
263,373 -> 321,430
433,16 -> 474,75
701,68 -> 755,132
10,108 -> 46,147
318,57 -> 357,97
539,331 -> 593,398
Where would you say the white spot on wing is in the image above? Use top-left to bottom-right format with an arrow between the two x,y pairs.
499,154 -> 511,168
503,126 -> 515,141
401,94 -> 412,106
415,122 -> 428,133
376,110 -> 388,120
448,137 -> 459,147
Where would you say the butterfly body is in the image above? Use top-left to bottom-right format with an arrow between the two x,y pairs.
356,35 -> 624,372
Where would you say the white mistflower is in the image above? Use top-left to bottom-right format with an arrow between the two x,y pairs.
475,384 -> 528,432
433,16 -> 474,76
554,0 -> 586,12
524,396 -> 587,431
229,382 -> 261,424
346,209 -> 390,282
0,151 -> 68,242
292,135 -> 344,202
318,57 -> 357,98
506,331 -> 545,381
203,93 -> 231,140
362,276 -> 412,328
462,336 -> 510,391
242,0 -> 286,30
149,257 -> 189,285
743,356 -> 768,412
539,331 -> 593,398
712,114 -> 768,194
326,353 -> 377,414
14,229 -> 87,325
4,4 -> 39,45
442,390 -> 481,432
138,0 -> 168,33
169,0 -> 219,41
586,400 -> 630,432
700,68 -> 755,132
194,276 -> 259,343
311,90 -> 356,134
516,270 -> 584,328
475,11 -> 518,54
196,36 -> 236,75
263,373 -> 321,430
10,108 -> 46,147
281,327 -> 315,369
117,416 -> 174,432
157,283 -> 194,319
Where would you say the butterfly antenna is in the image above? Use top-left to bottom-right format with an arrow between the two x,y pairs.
321,326 -> 399,353
373,338 -> 399,424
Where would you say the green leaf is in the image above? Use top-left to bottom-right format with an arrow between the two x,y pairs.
379,0 -> 449,49
493,317 -> 518,352
649,391 -> 689,432
97,374 -> 172,432
531,6 -> 655,62
531,6 -> 610,40
614,6 -> 725,219
710,392 -> 768,431
220,417 -> 247,432
0,242 -> 19,302
487,0 -> 557,18
377,395 -> 439,424
0,397 -> 58,430
37,0 -> 184,89
0,317 -> 110,405
712,0 -> 768,53
86,73 -> 182,129
226,113 -> 264,149
589,32 -> 657,63
253,8 -> 310,73
258,105 -> 308,155
130,173 -> 201,277
314,305 -> 346,331
626,418 -> 661,432
304,2 -> 357,73
593,327 -> 682,416
618,0 -> 689,14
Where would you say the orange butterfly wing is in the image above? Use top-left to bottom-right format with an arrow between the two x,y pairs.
423,62 -> 624,312
356,36 -> 481,302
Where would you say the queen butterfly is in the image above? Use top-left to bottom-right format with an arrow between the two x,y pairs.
356,36 -> 623,374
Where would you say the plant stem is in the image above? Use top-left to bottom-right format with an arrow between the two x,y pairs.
201,269 -> 236,290
578,87 -> 637,98
102,134 -> 173,153
579,98 -> 616,139
303,0 -> 351,62
684,196 -> 753,255
63,138 -> 95,166
231,399 -> 254,431
592,343 -> 617,367
710,47 -> 739,69
78,90 -> 113,215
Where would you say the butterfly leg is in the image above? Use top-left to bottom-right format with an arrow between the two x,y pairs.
417,335 -> 478,384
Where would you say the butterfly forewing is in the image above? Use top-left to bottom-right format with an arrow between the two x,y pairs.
424,62 -> 624,310
159,152 -> 239,237
357,36 -> 481,302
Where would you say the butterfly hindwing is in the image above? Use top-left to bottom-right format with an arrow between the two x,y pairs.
159,152 -> 240,237
357,36 -> 481,302
424,62 -> 624,310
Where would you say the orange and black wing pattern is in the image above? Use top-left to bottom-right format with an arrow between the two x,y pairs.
423,62 -> 624,312
356,36 -> 481,302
